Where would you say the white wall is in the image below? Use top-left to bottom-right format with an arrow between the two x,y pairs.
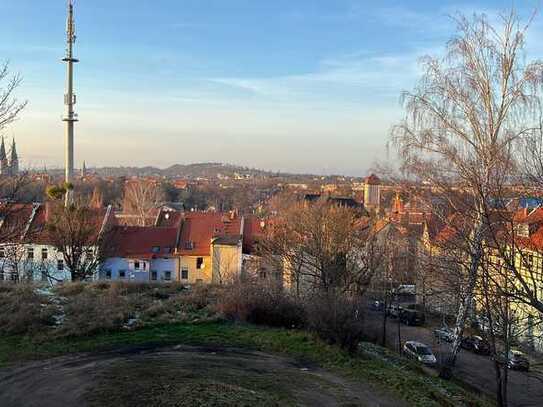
0,243 -> 71,284
100,257 -> 177,282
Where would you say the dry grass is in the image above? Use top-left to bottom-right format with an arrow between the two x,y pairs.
0,283 -> 56,335
0,281 -> 220,339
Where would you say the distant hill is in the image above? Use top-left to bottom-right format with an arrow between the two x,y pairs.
36,163 -> 362,182
94,163 -> 283,179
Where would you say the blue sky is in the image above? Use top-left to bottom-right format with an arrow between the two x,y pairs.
1,0 -> 541,175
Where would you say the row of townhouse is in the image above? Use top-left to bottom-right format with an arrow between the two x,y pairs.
0,202 -> 266,285
0,203 -> 98,283
492,207 -> 543,352
101,212 -> 247,284
415,206 -> 543,352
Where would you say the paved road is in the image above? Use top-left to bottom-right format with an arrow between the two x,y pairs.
365,311 -> 543,407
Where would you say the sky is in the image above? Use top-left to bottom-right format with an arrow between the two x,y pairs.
0,0 -> 541,176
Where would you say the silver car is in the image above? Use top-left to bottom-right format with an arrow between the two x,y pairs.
404,341 -> 437,365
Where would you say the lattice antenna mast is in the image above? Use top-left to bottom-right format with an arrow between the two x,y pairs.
62,0 -> 79,206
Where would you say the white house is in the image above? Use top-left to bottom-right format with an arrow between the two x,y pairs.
100,226 -> 179,282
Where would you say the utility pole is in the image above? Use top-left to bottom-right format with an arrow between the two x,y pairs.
62,0 -> 78,206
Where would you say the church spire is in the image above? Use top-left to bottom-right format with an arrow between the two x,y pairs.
10,138 -> 17,161
0,137 -> 5,158
0,137 -> 8,176
10,138 -> 18,176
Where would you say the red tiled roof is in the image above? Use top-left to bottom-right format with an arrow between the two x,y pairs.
24,204 -> 112,245
0,203 -> 35,243
155,209 -> 183,228
514,208 -> 543,224
178,212 -> 242,256
110,226 -> 179,259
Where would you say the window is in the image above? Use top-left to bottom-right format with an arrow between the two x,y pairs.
196,257 -> 204,269
0,247 -> 5,258
165,271 -> 172,281
259,270 -> 267,279
134,261 -> 140,270
184,241 -> 194,250
181,267 -> 189,280
119,270 -> 126,279
143,262 -> 147,270
526,254 -> 534,269
164,247 -> 172,254
42,248 -> 48,260
517,223 -> 530,238
151,271 -> 158,281
105,269 -> 112,280
152,246 -> 160,253
57,259 -> 64,271
27,247 -> 34,260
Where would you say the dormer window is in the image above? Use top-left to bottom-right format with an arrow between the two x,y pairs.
152,246 -> 160,253
184,241 -> 194,250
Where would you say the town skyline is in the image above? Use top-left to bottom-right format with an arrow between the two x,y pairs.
2,0 -> 541,175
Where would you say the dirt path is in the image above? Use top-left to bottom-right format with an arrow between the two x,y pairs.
0,344 -> 404,407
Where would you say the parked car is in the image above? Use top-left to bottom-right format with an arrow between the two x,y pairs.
434,327 -> 455,343
403,341 -> 437,365
461,335 -> 490,355
369,300 -> 385,311
497,350 -> 530,371
399,308 -> 425,326
386,304 -> 403,318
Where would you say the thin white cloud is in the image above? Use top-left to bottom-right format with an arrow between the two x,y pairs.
208,48 -> 431,106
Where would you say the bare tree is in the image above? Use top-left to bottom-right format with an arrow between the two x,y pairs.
0,175 -> 39,282
122,180 -> 164,226
0,61 -> 27,130
259,198 -> 380,296
392,9 -> 543,364
46,202 -> 113,281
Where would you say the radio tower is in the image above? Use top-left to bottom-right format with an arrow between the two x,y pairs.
62,0 -> 78,206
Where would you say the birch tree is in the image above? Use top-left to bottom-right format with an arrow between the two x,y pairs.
392,10 -> 543,364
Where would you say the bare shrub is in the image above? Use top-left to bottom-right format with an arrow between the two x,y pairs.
58,290 -> 132,337
180,285 -> 218,311
55,282 -> 86,297
0,285 -> 56,335
218,282 -> 305,328
305,292 -> 365,353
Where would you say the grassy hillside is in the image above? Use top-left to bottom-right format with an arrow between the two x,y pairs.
0,283 -> 492,406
